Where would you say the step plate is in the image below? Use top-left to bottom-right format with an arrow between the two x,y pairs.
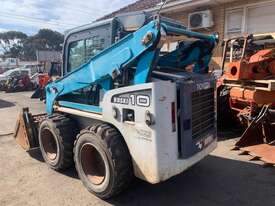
241,144 -> 275,165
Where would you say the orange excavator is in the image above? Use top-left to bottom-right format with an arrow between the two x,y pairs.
218,34 -> 275,165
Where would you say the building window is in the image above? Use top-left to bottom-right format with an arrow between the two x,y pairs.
246,3 -> 275,34
225,9 -> 243,36
225,2 -> 275,37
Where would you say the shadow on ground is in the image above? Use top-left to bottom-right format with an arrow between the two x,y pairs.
28,148 -> 79,179
28,149 -> 44,162
107,155 -> 275,206
26,141 -> 275,206
218,127 -> 244,141
0,99 -> 15,109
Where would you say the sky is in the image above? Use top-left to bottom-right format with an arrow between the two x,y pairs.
0,0 -> 137,35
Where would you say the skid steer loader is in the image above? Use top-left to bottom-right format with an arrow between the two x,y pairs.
14,12 -> 218,199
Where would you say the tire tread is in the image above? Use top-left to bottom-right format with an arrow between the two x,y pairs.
74,123 -> 133,199
40,114 -> 78,170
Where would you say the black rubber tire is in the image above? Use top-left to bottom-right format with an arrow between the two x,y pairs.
74,123 -> 133,199
39,114 -> 78,170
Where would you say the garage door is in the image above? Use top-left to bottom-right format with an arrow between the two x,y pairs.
246,3 -> 275,34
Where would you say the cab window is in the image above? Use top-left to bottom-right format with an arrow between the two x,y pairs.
67,36 -> 106,73
86,36 -> 105,62
68,40 -> 85,72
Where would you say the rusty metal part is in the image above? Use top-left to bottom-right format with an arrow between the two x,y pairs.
249,49 -> 275,63
80,143 -> 106,185
223,79 -> 275,91
235,105 -> 275,148
220,34 -> 275,165
14,107 -> 46,151
223,48 -> 275,81
224,60 -> 275,80
234,105 -> 275,165
230,87 -> 275,105
40,128 -> 58,160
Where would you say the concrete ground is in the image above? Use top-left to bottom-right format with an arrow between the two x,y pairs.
0,91 -> 275,206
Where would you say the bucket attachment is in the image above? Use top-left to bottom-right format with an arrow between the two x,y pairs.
14,108 -> 46,151
234,105 -> 275,165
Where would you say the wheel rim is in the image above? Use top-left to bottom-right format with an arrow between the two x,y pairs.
80,143 -> 106,185
40,128 -> 58,160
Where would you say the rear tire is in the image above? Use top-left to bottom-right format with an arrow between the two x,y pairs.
39,114 -> 78,170
74,123 -> 133,199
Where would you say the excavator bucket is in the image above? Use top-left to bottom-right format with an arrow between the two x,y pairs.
234,105 -> 275,165
14,108 -> 45,151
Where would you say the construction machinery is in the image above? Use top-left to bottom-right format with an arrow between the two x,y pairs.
5,74 -> 34,93
0,71 -> 35,93
14,12 -> 218,199
218,34 -> 275,165
31,62 -> 61,100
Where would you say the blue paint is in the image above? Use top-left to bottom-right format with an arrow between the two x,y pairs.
46,20 -> 160,114
134,50 -> 159,84
99,78 -> 112,91
162,23 -> 216,41
46,18 -> 218,115
59,101 -> 103,114
158,39 -> 216,74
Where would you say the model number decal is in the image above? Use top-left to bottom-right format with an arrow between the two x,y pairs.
197,82 -> 211,91
112,94 -> 150,107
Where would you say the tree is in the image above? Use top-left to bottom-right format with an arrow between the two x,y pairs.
22,29 -> 64,60
23,36 -> 48,60
35,29 -> 64,51
0,31 -> 27,58
0,29 -> 64,61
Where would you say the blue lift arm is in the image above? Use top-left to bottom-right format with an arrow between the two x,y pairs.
46,19 -> 218,115
46,20 -> 160,114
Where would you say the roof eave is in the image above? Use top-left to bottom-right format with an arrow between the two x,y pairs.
146,0 -> 227,13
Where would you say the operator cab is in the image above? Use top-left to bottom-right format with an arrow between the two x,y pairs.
63,12 -> 153,76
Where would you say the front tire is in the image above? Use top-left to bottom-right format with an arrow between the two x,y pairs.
74,123 -> 133,199
39,114 -> 78,170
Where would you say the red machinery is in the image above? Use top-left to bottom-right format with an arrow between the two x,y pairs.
5,74 -> 35,93
38,73 -> 51,88
31,62 -> 60,99
218,34 -> 275,165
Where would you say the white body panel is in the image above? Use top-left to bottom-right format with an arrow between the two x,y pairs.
100,81 -> 216,183
56,80 -> 216,183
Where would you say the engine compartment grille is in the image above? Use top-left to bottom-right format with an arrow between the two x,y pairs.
192,88 -> 215,139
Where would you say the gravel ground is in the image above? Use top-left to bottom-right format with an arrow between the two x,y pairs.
0,91 -> 275,206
